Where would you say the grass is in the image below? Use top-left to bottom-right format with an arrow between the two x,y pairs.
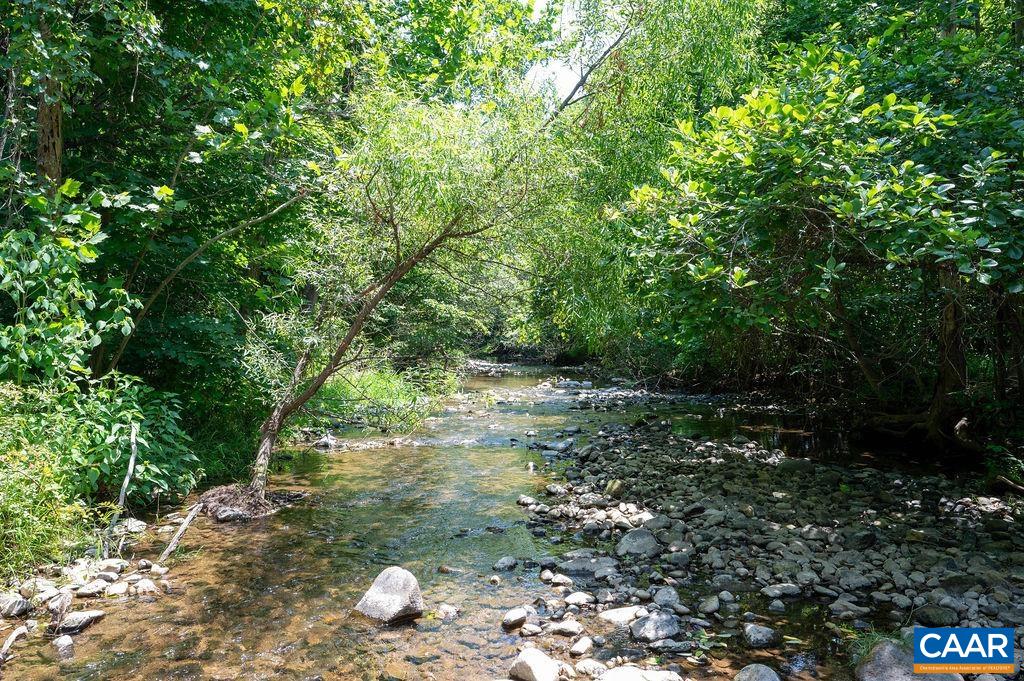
298,362 -> 455,433
0,445 -> 93,582
844,627 -> 908,666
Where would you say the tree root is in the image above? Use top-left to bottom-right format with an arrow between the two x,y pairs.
198,484 -> 305,522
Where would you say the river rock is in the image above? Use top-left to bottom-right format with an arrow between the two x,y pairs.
566,591 -> 596,606
629,610 -> 679,642
19,578 -> 57,599
577,658 -> 608,676
558,556 -> 619,581
743,623 -> 778,647
509,647 -> 561,681
494,556 -> 518,571
54,609 -> 105,633
856,640 -> 963,681
599,606 -> 646,625
735,664 -> 781,681
616,529 -> 661,558
52,634 -> 75,660
571,636 -> 594,656
354,566 -> 424,623
544,617 -> 584,636
1,593 -> 31,617
105,581 -> 129,597
761,583 -> 800,598
503,606 -> 531,629
698,594 -> 720,614
597,667 -> 683,681
652,587 -> 679,607
913,605 -> 958,627
75,580 -> 108,598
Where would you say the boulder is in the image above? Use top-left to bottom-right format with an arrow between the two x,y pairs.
509,647 -> 561,681
354,567 -> 424,623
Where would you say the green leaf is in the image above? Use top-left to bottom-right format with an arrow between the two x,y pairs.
59,178 -> 83,198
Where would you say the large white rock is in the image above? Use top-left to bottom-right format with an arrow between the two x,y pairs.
354,567 -> 424,623
509,647 -> 561,681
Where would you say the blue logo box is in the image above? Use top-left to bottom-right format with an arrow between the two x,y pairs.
913,627 -> 1017,674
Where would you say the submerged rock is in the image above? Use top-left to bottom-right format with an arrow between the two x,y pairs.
354,566 -> 424,623
734,664 -> 781,681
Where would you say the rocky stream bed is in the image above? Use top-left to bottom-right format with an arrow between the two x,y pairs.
2,363 -> 1022,680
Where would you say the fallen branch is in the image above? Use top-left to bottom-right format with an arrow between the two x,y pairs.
157,502 -> 203,563
993,475 -> 1024,496
0,625 -> 28,668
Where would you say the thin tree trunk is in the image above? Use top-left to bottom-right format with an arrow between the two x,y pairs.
993,289 -> 1008,402
925,266 -> 966,448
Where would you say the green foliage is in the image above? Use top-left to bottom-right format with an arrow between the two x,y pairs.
301,363 -> 453,431
0,444 -> 91,581
0,184 -> 137,382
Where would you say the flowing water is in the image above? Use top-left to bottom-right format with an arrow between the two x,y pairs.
7,364 -> 862,681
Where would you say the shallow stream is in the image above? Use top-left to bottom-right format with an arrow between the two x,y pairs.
8,364 -> 867,680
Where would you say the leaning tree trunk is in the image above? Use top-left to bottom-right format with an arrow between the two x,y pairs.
250,404 -> 286,494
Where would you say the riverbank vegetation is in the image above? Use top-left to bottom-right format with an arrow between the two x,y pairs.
2,0 -> 1023,575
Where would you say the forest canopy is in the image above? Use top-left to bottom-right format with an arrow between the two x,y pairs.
2,0 -> 1023,575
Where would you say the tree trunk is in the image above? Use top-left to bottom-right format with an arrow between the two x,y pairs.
36,20 -> 62,190
1014,0 -> 1024,47
993,289 -> 1008,402
250,405 -> 285,494
925,266 -> 966,448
